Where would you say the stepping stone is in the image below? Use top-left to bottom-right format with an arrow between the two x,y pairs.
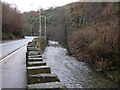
27,47 -> 39,52
26,53 -> 42,59
28,55 -> 42,58
27,45 -> 33,48
28,42 -> 36,46
28,51 -> 41,55
27,66 -> 51,75
27,61 -> 46,67
27,82 -> 66,89
27,57 -> 43,62
28,74 -> 60,84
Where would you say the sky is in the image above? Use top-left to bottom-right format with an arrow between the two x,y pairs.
2,0 -> 79,12
2,0 -> 119,12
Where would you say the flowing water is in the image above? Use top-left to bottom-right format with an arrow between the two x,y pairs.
43,40 -> 117,88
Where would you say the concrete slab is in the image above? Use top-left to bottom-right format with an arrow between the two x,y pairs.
27,61 -> 46,67
27,66 -> 51,75
28,74 -> 60,84
27,82 -> 66,89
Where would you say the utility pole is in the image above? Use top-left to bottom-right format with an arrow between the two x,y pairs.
39,5 -> 47,38
44,16 -> 47,38
39,6 -> 41,38
31,24 -> 32,36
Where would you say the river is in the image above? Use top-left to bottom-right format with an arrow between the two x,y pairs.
43,40 -> 117,88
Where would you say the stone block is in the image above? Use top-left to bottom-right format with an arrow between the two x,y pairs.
28,55 -> 42,58
28,51 -> 41,55
28,74 -> 60,84
27,57 -> 43,62
27,82 -> 66,89
27,47 -> 39,52
27,66 -> 51,75
27,61 -> 46,67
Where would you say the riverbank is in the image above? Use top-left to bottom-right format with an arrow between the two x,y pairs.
67,47 -> 120,87
43,40 -> 118,88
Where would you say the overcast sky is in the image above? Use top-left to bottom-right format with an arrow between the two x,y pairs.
2,0 -> 119,12
2,0 -> 79,12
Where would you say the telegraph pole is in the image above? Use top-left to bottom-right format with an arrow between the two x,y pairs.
39,6 -> 41,38
39,5 -> 47,38
44,16 -> 47,38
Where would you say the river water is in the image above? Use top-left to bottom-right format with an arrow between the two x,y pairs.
43,41 -> 117,88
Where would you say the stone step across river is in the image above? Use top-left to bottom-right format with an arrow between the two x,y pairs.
28,55 -> 42,58
26,40 -> 66,89
26,56 -> 43,67
28,74 -> 60,84
27,61 -> 46,67
28,82 -> 66,89
27,51 -> 41,56
28,57 -> 43,62
27,66 -> 51,75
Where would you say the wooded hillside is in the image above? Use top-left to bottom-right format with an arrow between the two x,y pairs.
23,2 -> 120,84
44,2 -> 119,84
2,2 -> 26,40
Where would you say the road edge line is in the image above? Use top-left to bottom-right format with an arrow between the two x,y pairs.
0,44 -> 27,63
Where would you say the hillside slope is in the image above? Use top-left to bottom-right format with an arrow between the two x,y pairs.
2,2 -> 26,40
45,2 -> 119,84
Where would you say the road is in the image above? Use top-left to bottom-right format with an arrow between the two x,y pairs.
0,36 -> 36,89
0,36 -> 36,60
1,45 -> 27,88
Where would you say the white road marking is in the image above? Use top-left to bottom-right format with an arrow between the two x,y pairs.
0,45 -> 26,63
